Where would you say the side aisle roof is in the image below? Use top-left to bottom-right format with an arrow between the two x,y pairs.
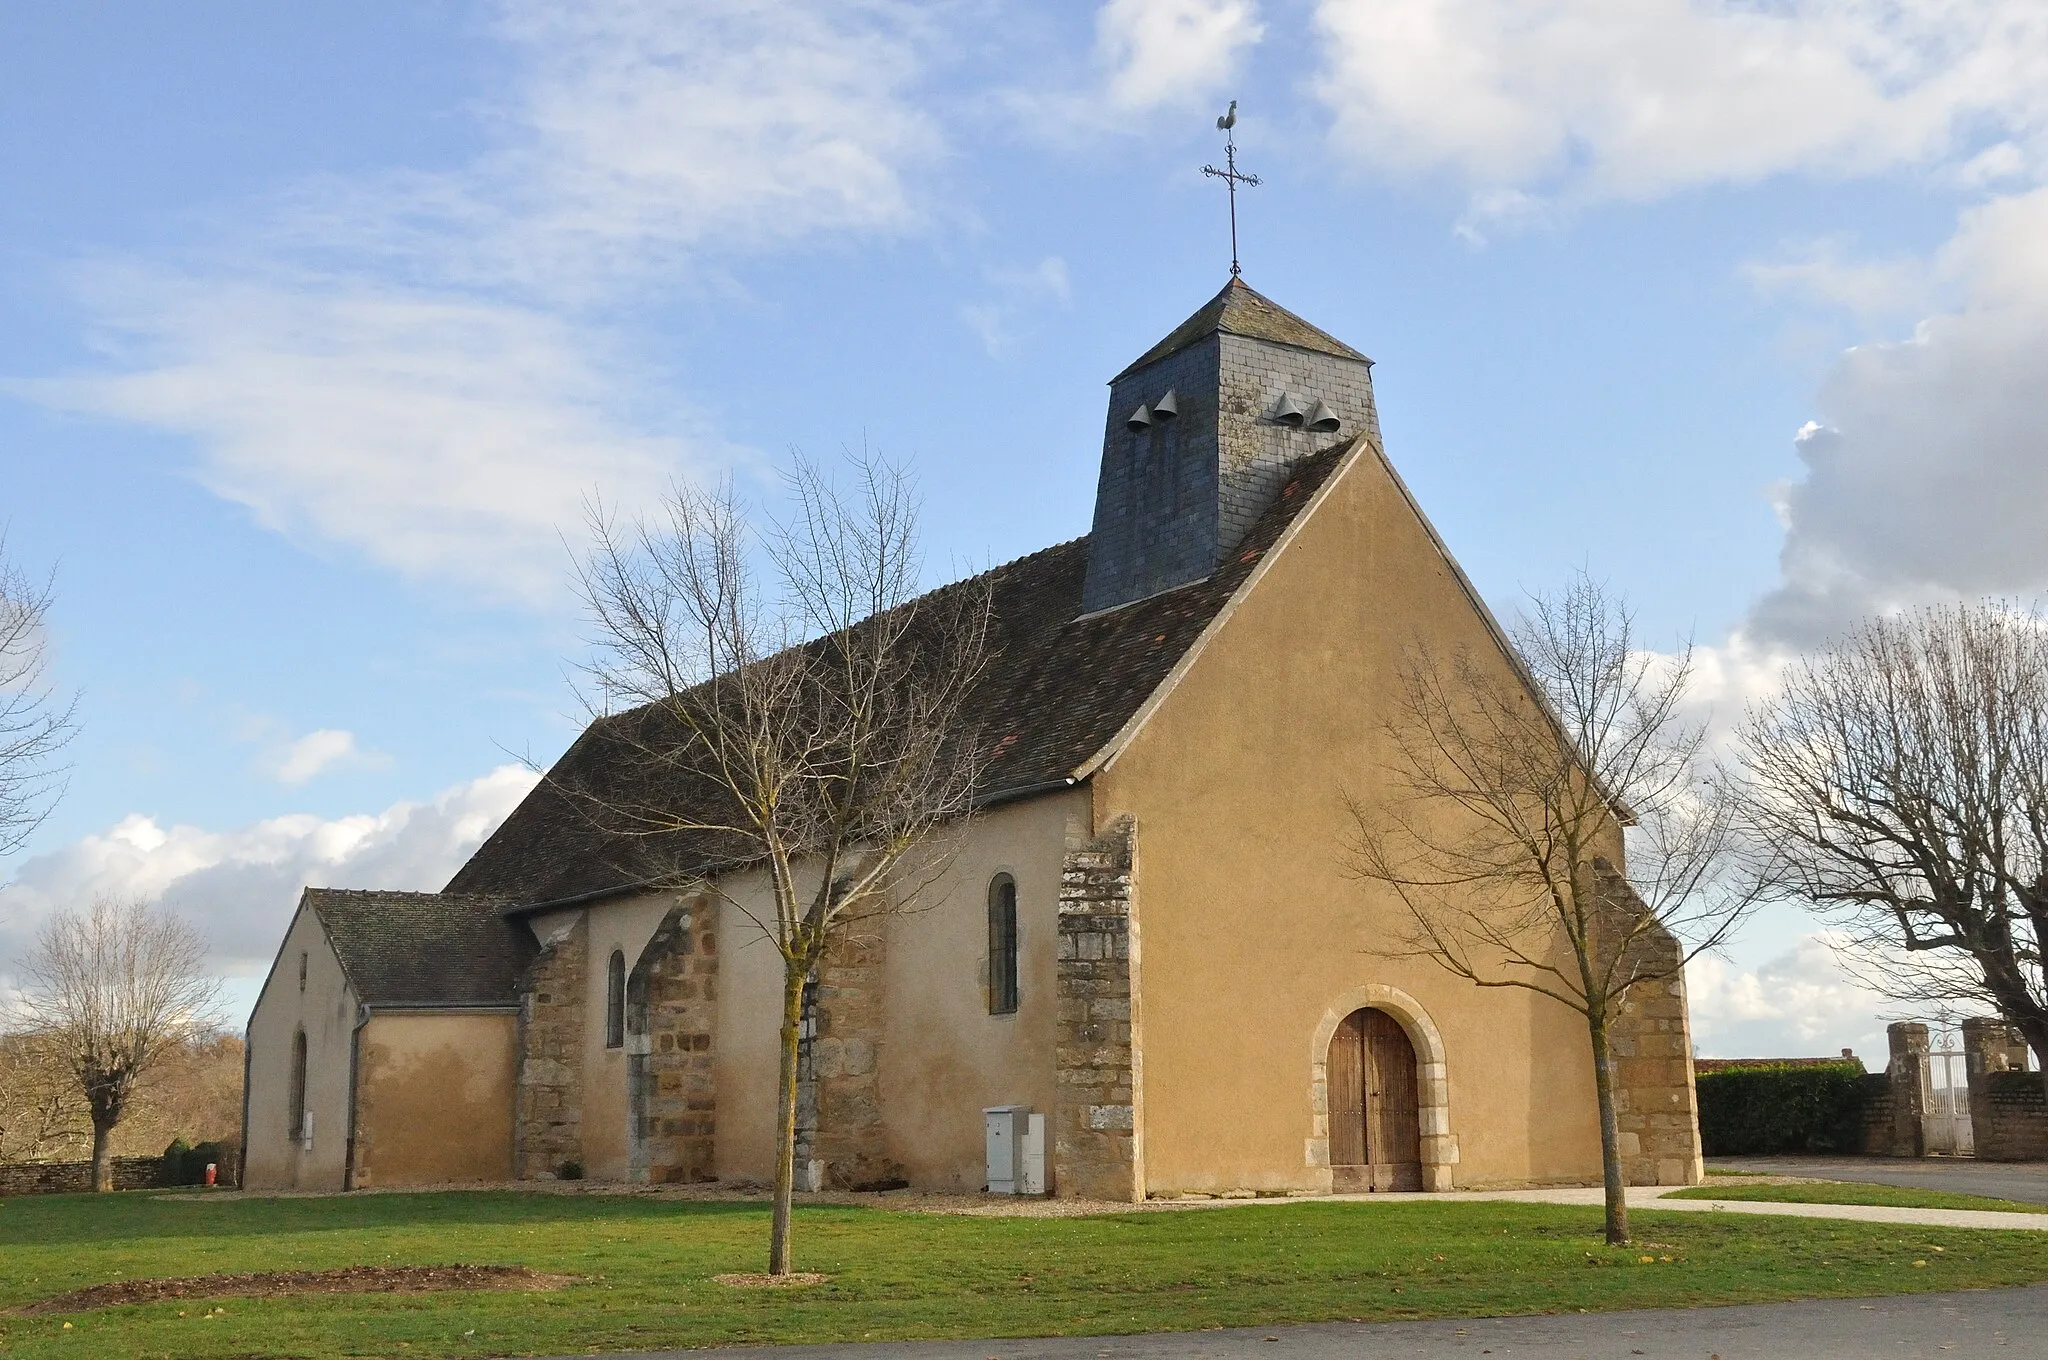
305,888 -> 532,1007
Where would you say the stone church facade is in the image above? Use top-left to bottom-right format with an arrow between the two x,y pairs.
243,281 -> 1703,1198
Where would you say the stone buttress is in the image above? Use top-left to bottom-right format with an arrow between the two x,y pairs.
1053,815 -> 1145,1200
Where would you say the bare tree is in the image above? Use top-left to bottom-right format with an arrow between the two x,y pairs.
573,453 -> 990,1275
1,533 -> 78,859
0,1031 -> 87,1163
1347,572 -> 1756,1245
18,897 -> 224,1190
1738,602 -> 2048,1092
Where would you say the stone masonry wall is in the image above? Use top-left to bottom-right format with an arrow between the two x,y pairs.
0,1156 -> 172,1196
807,920 -> 900,1189
515,913 -> 587,1179
1975,1077 -> 2048,1160
1881,1022 -> 1930,1158
1601,870 -> 1703,1187
1054,814 -> 1144,1201
626,901 -> 719,1184
1965,1020 -> 2048,1161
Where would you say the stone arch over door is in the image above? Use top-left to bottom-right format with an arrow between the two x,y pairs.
1307,985 -> 1454,1191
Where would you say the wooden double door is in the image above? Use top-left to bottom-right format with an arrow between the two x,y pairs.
1327,1007 -> 1423,1192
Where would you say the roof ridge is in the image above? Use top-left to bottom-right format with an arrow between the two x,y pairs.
306,887 -> 509,902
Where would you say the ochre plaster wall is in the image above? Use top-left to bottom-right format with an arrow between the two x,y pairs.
876,790 -> 1078,1189
707,794 -> 1077,1188
712,866 -> 785,1183
1093,441 -> 1615,1194
242,904 -> 357,1192
352,1011 -> 516,1187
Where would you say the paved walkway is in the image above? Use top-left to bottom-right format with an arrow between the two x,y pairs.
588,1285 -> 2048,1357
1709,1154 -> 2048,1205
1212,1184 -> 2048,1231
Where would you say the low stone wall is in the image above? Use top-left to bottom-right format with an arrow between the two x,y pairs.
1860,1075 -> 1901,1155
0,1156 -> 169,1196
1975,1073 -> 2048,1160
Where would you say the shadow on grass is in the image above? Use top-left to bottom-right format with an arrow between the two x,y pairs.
0,1189 -> 782,1247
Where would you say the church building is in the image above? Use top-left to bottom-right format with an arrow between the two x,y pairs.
242,280 -> 1704,1198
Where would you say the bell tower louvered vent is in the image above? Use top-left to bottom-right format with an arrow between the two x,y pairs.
1080,279 -> 1379,613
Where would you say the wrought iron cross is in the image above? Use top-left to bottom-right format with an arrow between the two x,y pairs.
1202,101 -> 1260,278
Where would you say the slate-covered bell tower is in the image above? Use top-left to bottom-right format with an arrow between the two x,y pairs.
1081,279 -> 1380,614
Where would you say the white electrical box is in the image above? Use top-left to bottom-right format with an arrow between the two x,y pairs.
1020,1112 -> 1046,1195
984,1105 -> 1029,1193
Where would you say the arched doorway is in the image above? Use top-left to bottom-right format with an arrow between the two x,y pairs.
1326,1008 -> 1422,1192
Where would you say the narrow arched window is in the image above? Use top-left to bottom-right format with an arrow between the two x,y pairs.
605,950 -> 626,1049
288,1028 -> 308,1139
988,875 -> 1019,1015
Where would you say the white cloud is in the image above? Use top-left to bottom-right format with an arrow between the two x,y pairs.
267,729 -> 384,786
998,0 -> 1260,143
31,272 -> 704,604
1312,0 -> 2048,207
960,256 -> 1074,357
1687,931 -> 1892,1061
0,765 -> 540,992
1097,0 -> 1264,113
1741,236 -> 1931,322
23,0 -> 942,605
1750,187 -> 2048,644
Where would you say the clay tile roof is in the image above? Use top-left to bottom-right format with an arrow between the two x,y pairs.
306,888 -> 533,1007
444,444 -> 1355,908
1114,278 -> 1370,380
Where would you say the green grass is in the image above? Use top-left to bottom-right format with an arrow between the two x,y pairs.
1669,1180 -> 2048,1214
3,1189 -> 2048,1358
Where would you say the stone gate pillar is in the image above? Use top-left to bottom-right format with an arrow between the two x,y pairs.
1886,1021 -> 1929,1157
1963,1017 -> 2031,1158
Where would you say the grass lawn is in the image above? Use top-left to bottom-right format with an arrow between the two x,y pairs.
1668,1180 -> 2048,1214
5,1190 -> 2048,1358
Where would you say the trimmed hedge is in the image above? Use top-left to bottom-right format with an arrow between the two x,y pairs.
161,1137 -> 240,1186
1696,1061 -> 1871,1156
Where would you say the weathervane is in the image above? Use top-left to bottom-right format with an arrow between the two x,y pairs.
1202,100 -> 1260,278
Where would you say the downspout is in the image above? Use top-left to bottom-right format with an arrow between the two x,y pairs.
342,1003 -> 372,1191
236,1022 -> 254,1190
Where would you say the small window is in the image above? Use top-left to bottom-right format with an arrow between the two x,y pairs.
988,875 -> 1019,1015
605,950 -> 626,1049
288,1028 -> 308,1139
298,951 -> 308,991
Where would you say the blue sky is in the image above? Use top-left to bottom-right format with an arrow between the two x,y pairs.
3,1 -> 2045,1058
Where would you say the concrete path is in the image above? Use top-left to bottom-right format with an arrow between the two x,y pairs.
586,1285 -> 2048,1357
1155,1187 -> 2048,1237
1219,1183 -> 2048,1231
1709,1155 -> 2048,1206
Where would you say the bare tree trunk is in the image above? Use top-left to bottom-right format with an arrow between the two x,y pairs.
91,1118 -> 113,1193
1586,1014 -> 1629,1246
768,964 -> 806,1276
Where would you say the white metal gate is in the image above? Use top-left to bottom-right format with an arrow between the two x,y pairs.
1922,1033 -> 1975,1156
